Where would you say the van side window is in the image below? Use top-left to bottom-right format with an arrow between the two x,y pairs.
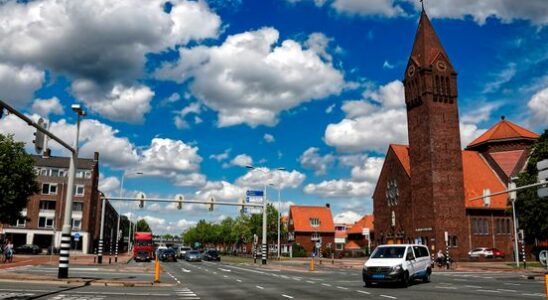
420,246 -> 430,258
413,246 -> 429,257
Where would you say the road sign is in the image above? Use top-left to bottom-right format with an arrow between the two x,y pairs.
315,242 -> 321,248
246,190 -> 264,197
246,190 -> 264,214
539,250 -> 548,267
74,232 -> 81,241
538,160 -> 548,198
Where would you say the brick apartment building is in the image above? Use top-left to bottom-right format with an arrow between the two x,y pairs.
373,9 -> 539,259
0,152 -> 121,254
288,204 -> 335,256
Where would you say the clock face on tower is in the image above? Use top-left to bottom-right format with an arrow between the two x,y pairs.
436,60 -> 447,72
407,65 -> 415,77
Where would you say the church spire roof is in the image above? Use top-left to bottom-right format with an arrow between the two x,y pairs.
409,10 -> 451,67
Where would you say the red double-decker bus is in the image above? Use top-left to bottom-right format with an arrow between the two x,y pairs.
133,232 -> 154,261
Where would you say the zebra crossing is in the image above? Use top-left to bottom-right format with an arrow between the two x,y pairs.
0,292 -> 35,299
174,288 -> 200,300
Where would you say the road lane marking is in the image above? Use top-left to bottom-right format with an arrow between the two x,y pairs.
219,268 -> 231,272
281,294 -> 294,299
223,275 -> 229,278
181,268 -> 191,273
504,283 -> 521,286
321,283 -> 331,287
356,290 -> 370,295
256,286 -> 264,289
380,295 -> 397,299
521,294 -> 544,297
497,289 -> 517,292
336,286 -> 348,290
306,281 -> 315,284
236,279 -> 242,283
465,285 -> 482,288
435,286 -> 457,290
476,290 -> 500,293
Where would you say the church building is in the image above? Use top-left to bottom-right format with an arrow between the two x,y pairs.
372,9 -> 539,259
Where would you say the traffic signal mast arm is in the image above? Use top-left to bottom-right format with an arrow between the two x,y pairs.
102,196 -> 265,207
468,181 -> 548,201
0,99 -> 75,153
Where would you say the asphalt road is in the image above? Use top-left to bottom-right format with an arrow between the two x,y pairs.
0,259 -> 544,299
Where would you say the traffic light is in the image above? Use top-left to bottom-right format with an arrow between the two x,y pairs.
33,118 -> 46,154
136,192 -> 146,208
209,196 -> 215,211
175,194 -> 184,210
517,229 -> 525,242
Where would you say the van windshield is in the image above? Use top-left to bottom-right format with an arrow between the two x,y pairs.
370,246 -> 406,259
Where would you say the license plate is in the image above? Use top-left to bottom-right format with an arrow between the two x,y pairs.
372,274 -> 385,279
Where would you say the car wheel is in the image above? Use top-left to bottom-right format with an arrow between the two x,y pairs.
401,271 -> 409,288
364,281 -> 372,288
423,268 -> 431,283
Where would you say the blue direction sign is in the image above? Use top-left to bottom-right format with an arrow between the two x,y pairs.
246,190 -> 264,197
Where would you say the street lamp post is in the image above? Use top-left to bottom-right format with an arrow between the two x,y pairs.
58,104 -> 85,278
245,165 -> 285,265
116,171 -> 143,260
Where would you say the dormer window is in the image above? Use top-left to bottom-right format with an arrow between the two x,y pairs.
310,218 -> 320,227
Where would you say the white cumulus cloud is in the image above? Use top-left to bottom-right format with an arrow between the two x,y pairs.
298,147 -> 335,175
0,64 -> 45,107
31,97 -> 65,116
528,87 -> 548,127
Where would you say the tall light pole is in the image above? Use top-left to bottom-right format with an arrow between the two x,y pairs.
245,165 -> 285,265
116,171 -> 143,259
58,104 -> 85,278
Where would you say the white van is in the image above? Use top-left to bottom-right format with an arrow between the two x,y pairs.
362,244 -> 432,287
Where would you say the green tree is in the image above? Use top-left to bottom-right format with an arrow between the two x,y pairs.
515,129 -> 548,244
136,219 -> 152,232
0,134 -> 39,224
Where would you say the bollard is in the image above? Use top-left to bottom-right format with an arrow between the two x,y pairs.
309,257 -> 315,272
154,256 -> 161,283
544,272 -> 547,299
331,253 -> 334,265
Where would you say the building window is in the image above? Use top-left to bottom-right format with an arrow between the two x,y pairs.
336,243 -> 343,250
75,185 -> 85,196
40,168 -> 48,176
73,202 -> 83,211
496,218 -> 511,235
310,218 -> 320,227
84,171 -> 92,178
472,218 -> 489,235
311,232 -> 320,241
76,170 -> 84,178
72,219 -> 82,230
335,225 -> 346,231
38,217 -> 55,228
448,235 -> 458,247
11,217 -> 26,227
41,183 -> 57,195
39,200 -> 56,210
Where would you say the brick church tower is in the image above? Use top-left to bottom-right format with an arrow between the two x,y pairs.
403,9 -> 467,256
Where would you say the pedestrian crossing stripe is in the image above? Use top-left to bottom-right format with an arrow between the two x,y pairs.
0,292 -> 35,299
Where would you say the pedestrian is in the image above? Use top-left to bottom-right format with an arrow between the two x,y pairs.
436,250 -> 445,268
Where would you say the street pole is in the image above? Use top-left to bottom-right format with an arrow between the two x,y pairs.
277,186 -> 281,260
58,106 -> 84,279
262,184 -> 267,265
98,197 -> 106,264
512,198 -> 520,268
115,173 -> 124,263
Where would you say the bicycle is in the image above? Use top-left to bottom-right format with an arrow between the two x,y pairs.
1,249 -> 13,263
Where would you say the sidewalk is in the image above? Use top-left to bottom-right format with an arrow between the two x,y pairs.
0,253 -> 173,287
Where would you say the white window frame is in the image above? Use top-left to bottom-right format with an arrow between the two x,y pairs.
75,185 -> 85,197
38,216 -> 55,229
72,202 -> 84,211
336,243 -> 344,250
309,218 -> 320,227
42,183 -> 58,195
72,219 -> 82,230
311,232 -> 320,241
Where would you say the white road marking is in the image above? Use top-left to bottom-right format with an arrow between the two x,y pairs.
176,280 -> 181,284
256,285 -> 264,290
504,283 -> 521,286
521,294 -> 544,297
435,286 -> 457,290
336,286 -> 349,290
236,279 -> 242,283
476,289 -> 500,293
281,294 -> 294,299
223,275 -> 228,278
321,283 -> 331,287
380,295 -> 397,299
497,289 -> 517,292
181,268 -> 191,273
465,285 -> 482,288
219,268 -> 231,272
306,281 -> 315,284
356,290 -> 370,295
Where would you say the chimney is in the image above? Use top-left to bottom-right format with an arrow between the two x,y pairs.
93,151 -> 99,161
326,203 -> 330,208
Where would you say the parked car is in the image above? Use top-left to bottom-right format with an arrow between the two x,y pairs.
159,248 -> 177,262
155,245 -> 168,258
185,250 -> 202,262
468,247 -> 493,258
363,244 -> 432,288
488,248 -> 505,259
134,250 -> 152,262
15,244 -> 41,255
203,249 -> 221,262
177,246 -> 192,259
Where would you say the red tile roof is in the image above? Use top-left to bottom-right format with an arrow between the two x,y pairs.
347,214 -> 374,235
390,144 -> 411,176
410,10 -> 452,67
467,119 -> 539,148
335,231 -> 348,238
462,151 -> 507,209
489,150 -> 524,177
289,205 -> 335,233
344,240 -> 361,250
387,147 -> 509,209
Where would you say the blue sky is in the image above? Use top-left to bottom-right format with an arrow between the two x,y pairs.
0,0 -> 546,234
